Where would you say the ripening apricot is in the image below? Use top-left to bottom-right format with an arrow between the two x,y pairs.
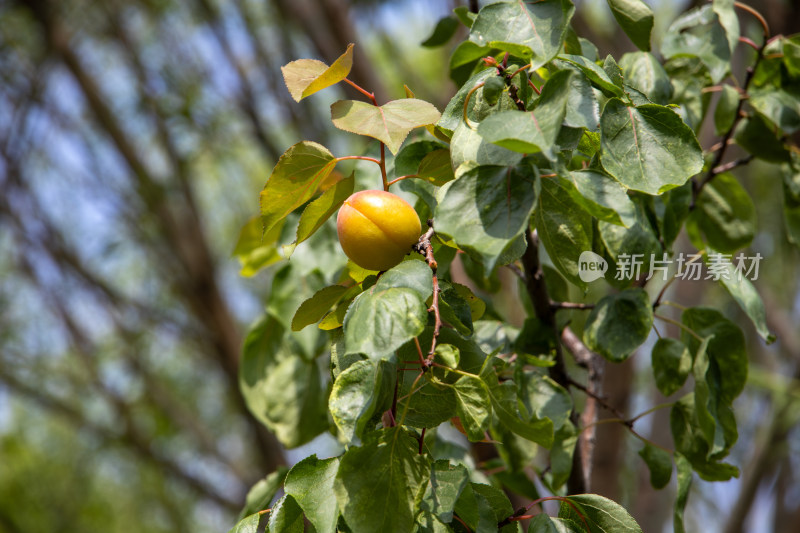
336,190 -> 422,271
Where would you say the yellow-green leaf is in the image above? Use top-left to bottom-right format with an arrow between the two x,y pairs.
281,43 -> 354,102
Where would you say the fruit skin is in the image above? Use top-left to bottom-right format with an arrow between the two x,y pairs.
336,190 -> 422,271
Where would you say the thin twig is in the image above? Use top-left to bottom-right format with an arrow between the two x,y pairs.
567,376 -> 626,421
412,220 -> 441,367
693,13 -> 767,204
343,77 -> 378,105
711,155 -> 755,176
550,301 -> 595,310
734,1 -> 771,39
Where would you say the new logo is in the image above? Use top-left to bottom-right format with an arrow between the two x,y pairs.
578,251 -> 608,282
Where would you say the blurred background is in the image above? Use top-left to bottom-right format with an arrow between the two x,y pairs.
0,0 -> 798,532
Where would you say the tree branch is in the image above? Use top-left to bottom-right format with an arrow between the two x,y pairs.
521,229 -> 586,494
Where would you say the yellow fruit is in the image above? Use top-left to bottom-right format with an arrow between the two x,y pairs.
336,190 -> 422,271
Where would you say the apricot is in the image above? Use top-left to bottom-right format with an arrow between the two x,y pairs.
336,190 -> 422,271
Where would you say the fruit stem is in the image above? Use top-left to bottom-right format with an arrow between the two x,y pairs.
380,143 -> 388,191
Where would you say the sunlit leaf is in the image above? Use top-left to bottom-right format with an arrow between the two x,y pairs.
282,43 -> 354,102
469,0 -> 575,70
285,456 -> 340,533
331,99 -> 441,154
260,141 -> 337,236
600,99 -> 703,194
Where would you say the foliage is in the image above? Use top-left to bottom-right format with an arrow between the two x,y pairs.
236,1 -> 798,531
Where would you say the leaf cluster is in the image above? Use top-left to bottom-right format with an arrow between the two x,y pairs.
234,1 -> 800,531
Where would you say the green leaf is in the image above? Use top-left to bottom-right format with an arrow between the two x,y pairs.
435,163 -> 538,273
712,0 -> 740,57
691,334 -> 738,460
434,344 -> 461,369
606,0 -> 653,51
331,99 -> 441,154
749,84 -> 800,135
482,75 -> 506,107
451,375 -> 492,441
664,57 -> 713,132
417,460 -> 470,523
619,52 -> 671,104
481,364 -> 554,448
783,35 -> 800,77
422,16 -> 459,47
518,371 -> 572,431
670,394 -> 740,481
662,5 -> 732,84
673,453 -> 693,533
416,150 -> 456,186
394,332 -> 482,429
233,215 -> 284,277
439,69 -> 496,135
281,43 -> 354,102
556,54 -> 623,97
292,285 -> 350,331
329,359 -> 394,443
394,140 -> 448,176
450,122 -> 524,170
454,482 -> 514,532
438,281 -> 476,337
655,182 -> 693,249
286,173 -> 355,257
469,0 -> 575,69
713,85 -> 739,136
784,162 -> 800,246
239,315 -> 328,448
268,494 -> 304,533
374,260 -> 434,302
449,42 -> 493,86
700,249 -> 774,343
600,99 -> 704,194
535,176 -> 594,288
529,514 -> 582,532
734,112 -> 791,163
260,141 -> 337,236
562,69 -> 600,130
453,6 -> 477,28
344,288 -> 427,358
285,456 -> 340,533
639,443 -> 672,489
598,205 -> 661,271
267,266 -> 326,352
547,421 -> 577,491
688,173 -> 756,253
563,170 -> 637,228
651,338 -> 692,397
238,468 -> 288,520
335,428 -> 430,533
681,308 -> 747,403
398,376 -> 458,429
583,289 -> 654,362
603,55 -> 624,89
477,70 -> 573,157
227,513 -> 263,533
453,283 -> 487,324
560,494 -> 643,532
